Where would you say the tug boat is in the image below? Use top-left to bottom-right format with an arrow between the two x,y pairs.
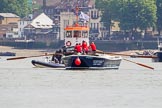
62,6 -> 122,70
152,42 -> 162,62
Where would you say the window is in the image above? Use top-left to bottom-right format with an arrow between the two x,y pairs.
36,22 -> 40,25
91,11 -> 93,18
94,23 -> 96,29
82,31 -> 88,38
8,35 -> 12,38
94,11 -> 97,18
66,31 -> 72,38
97,23 -> 99,29
74,31 -> 81,38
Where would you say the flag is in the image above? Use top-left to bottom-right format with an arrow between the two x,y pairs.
79,11 -> 90,23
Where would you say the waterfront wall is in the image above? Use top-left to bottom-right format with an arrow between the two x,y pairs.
0,40 -> 158,51
0,40 -> 64,49
93,40 -> 158,51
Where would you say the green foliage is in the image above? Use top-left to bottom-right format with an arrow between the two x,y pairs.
119,0 -> 156,31
156,0 -> 162,35
96,0 -> 121,35
0,0 -> 32,18
96,0 -> 157,36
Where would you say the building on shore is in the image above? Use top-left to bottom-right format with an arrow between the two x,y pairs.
23,13 -> 55,43
0,23 -> 18,39
0,13 -> 20,39
0,13 -> 20,25
18,16 -> 32,39
37,0 -> 107,41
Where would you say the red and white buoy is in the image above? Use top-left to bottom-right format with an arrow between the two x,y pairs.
74,57 -> 81,66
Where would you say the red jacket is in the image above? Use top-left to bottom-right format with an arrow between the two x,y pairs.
90,43 -> 96,51
75,44 -> 82,53
82,41 -> 87,50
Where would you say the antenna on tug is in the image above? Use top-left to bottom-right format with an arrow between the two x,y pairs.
75,5 -> 80,24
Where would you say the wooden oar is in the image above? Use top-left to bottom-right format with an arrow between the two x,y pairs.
96,50 -> 157,58
7,53 -> 55,60
123,58 -> 154,70
6,51 -> 74,61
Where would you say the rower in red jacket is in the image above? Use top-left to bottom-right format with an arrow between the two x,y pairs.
90,42 -> 96,55
82,40 -> 88,54
75,43 -> 82,54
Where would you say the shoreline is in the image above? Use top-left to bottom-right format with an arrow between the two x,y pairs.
0,45 -> 156,57
0,46 -> 48,57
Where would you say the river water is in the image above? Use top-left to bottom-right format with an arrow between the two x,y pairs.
0,57 -> 162,108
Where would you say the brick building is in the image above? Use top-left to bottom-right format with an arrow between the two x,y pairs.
0,13 -> 20,25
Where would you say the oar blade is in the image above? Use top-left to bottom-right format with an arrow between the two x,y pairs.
7,57 -> 27,60
131,55 -> 157,58
123,59 -> 154,70
136,62 -> 154,70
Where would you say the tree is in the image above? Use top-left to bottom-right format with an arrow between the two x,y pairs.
17,0 -> 32,17
156,0 -> 162,35
119,0 -> 156,31
96,0 -> 120,36
0,0 -> 32,18
96,0 -> 157,38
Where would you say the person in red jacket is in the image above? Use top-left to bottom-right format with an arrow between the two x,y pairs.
74,43 -> 78,53
90,42 -> 96,55
75,43 -> 82,54
84,45 -> 89,54
78,43 -> 82,53
82,40 -> 88,54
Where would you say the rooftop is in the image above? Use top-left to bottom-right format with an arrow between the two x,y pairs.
29,13 -> 54,29
34,0 -> 95,7
34,0 -> 60,6
0,13 -> 19,18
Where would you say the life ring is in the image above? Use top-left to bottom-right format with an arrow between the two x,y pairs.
66,41 -> 71,46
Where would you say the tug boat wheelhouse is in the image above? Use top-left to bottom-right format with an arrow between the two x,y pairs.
62,7 -> 122,70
